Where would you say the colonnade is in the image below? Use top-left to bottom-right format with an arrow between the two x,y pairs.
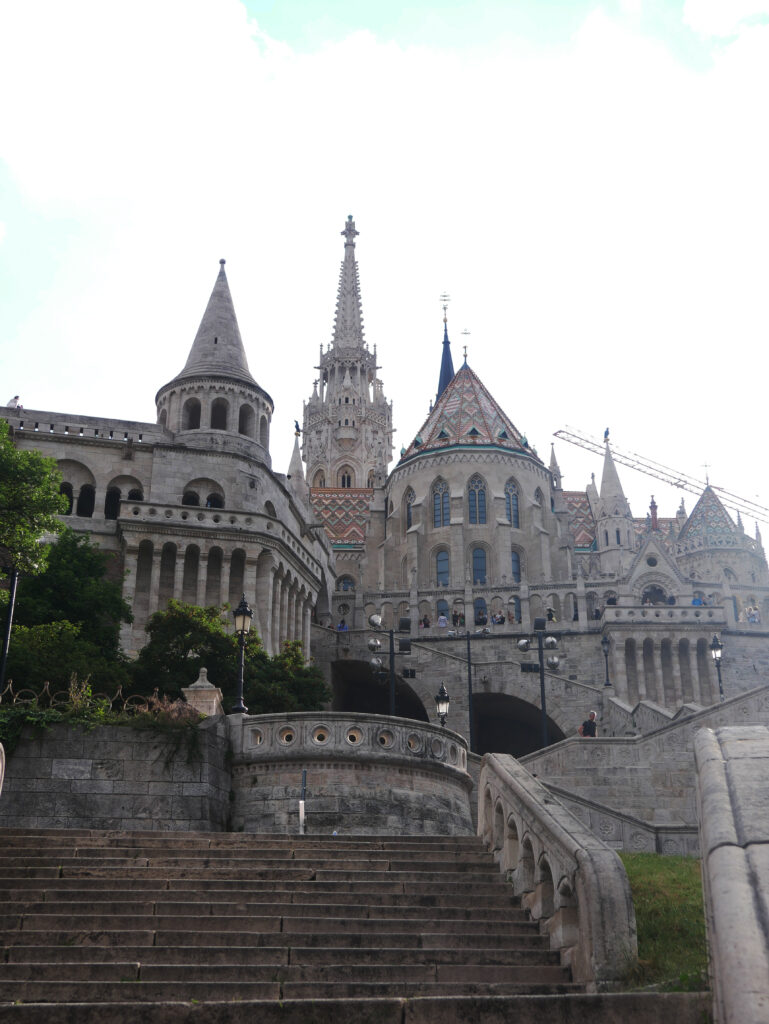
615,635 -> 715,707
123,538 -> 314,656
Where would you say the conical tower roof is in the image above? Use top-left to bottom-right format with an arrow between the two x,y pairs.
400,363 -> 537,463
436,316 -> 455,401
598,443 -> 630,516
175,260 -> 257,387
678,486 -> 738,546
331,216 -> 365,350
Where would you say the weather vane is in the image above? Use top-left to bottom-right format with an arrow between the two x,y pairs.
461,328 -> 470,361
440,292 -> 450,323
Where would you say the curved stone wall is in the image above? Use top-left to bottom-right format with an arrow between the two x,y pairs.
227,712 -> 474,836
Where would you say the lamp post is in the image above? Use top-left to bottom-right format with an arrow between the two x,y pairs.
0,566 -> 19,690
434,683 -> 450,727
230,594 -> 253,714
601,635 -> 611,688
368,613 -> 396,717
517,617 -> 558,748
465,631 -> 476,753
710,633 -> 724,703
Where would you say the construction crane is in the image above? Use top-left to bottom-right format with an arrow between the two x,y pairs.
553,426 -> 769,526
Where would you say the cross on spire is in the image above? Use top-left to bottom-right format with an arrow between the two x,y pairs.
342,215 -> 359,246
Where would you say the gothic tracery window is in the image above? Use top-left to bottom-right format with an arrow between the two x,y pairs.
436,550 -> 449,585
405,487 -> 415,529
468,476 -> 487,524
505,480 -> 520,527
433,480 -> 449,527
472,547 -> 487,584
511,550 -> 521,583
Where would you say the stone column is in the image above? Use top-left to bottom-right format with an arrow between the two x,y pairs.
519,582 -> 531,632
279,577 -> 289,645
147,545 -> 162,616
303,599 -> 312,652
286,586 -> 296,643
173,545 -> 186,601
196,551 -> 208,608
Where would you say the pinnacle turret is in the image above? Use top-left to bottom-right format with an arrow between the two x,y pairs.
331,215 -> 366,350
177,260 -> 256,386
599,443 -> 630,517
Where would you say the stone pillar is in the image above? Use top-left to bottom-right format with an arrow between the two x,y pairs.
196,552 -> 208,608
173,545 -> 186,601
182,667 -> 224,717
286,586 -> 296,643
519,582 -> 531,632
147,545 -> 162,616
303,599 -> 312,652
279,577 -> 289,645
271,572 -> 282,653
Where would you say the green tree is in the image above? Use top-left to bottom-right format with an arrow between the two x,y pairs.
12,528 -> 132,659
0,419 -> 67,574
4,621 -> 128,694
130,600 -> 330,712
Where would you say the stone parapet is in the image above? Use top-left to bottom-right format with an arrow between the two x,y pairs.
479,753 -> 637,987
228,711 -> 473,836
696,726 -> 769,1024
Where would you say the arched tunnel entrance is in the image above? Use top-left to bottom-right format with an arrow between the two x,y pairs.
472,693 -> 565,757
331,660 -> 429,722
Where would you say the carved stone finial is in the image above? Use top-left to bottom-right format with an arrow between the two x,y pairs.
342,215 -> 359,245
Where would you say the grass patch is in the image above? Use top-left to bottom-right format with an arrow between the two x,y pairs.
619,851 -> 708,991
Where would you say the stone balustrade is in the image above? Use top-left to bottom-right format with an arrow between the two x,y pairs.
601,604 -> 726,625
228,711 -> 473,835
479,752 -> 637,987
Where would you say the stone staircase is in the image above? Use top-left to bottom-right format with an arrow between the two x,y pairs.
0,828 -> 710,1022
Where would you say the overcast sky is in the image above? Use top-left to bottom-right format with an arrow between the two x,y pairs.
2,0 -> 768,530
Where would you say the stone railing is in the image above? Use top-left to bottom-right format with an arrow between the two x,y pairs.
228,712 -> 474,835
602,605 -> 725,625
479,753 -> 637,988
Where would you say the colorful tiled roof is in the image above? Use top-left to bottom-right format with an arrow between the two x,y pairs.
400,364 -> 539,463
678,486 -> 738,548
310,487 -> 372,546
564,491 -> 596,548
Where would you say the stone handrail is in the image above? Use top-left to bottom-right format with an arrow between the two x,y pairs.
479,752 -> 637,988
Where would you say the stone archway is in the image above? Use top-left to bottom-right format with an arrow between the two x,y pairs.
330,660 -> 429,722
472,692 -> 565,757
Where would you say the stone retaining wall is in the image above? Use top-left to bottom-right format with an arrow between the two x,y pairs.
0,719 -> 230,831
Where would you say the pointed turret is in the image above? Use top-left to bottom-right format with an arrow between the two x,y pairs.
332,216 -> 365,350
549,444 -> 562,489
436,299 -> 455,401
678,486 -> 737,547
288,431 -> 309,504
178,260 -> 256,386
598,443 -> 631,517
155,260 -> 273,461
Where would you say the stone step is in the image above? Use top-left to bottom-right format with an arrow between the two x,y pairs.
3,943 -> 550,965
0,890 -> 517,910
0,830 -> 484,849
0,843 -> 493,861
2,929 -> 544,949
0,993 -> 715,1024
0,877 -> 510,896
3,901 -> 527,921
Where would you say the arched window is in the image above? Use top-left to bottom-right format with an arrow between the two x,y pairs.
535,488 -> 544,506
206,493 -> 224,509
182,398 -> 201,430
265,501 -> 277,518
339,467 -> 353,488
367,471 -> 375,488
468,476 -> 486,524
511,595 -> 522,622
474,597 -> 488,625
210,398 -> 228,430
437,598 -> 449,620
182,491 -> 200,506
404,488 -> 415,529
259,415 -> 269,448
472,547 -> 487,584
104,487 -> 121,520
505,481 -> 520,528
433,481 -> 449,527
337,575 -> 355,592
76,484 -> 95,518
436,550 -> 449,585
238,404 -> 255,437
511,550 -> 521,583
313,470 -> 326,488
59,483 -> 73,515
127,488 -> 144,501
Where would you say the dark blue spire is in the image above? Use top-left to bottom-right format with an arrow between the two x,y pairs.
436,313 -> 455,401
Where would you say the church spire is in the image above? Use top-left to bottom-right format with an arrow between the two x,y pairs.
177,259 -> 256,386
599,441 -> 630,515
331,215 -> 365,350
436,293 -> 455,401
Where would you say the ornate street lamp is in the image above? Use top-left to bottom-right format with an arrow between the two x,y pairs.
230,594 -> 253,714
601,635 -> 611,687
369,613 -> 397,716
434,684 -> 450,727
710,634 -> 725,703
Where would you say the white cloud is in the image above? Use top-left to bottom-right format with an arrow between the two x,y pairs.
0,1 -> 768,520
683,0 -> 769,36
